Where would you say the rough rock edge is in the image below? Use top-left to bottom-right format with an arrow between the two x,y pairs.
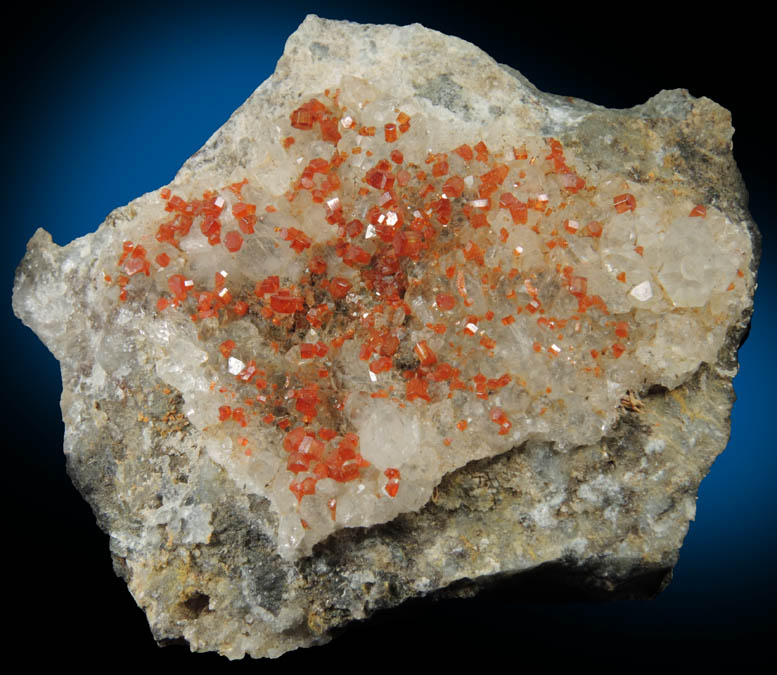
12,15 -> 759,660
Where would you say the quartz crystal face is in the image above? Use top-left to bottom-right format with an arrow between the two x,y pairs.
65,81 -> 750,560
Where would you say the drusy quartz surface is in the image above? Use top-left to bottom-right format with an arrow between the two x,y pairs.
12,16 -> 759,659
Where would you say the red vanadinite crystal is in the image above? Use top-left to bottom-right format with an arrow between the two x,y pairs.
232,201 -> 256,218
430,363 -> 456,382
689,204 -> 707,218
224,230 -> 243,253
287,435 -> 325,474
431,197 -> 452,225
166,195 -> 186,212
270,291 -> 304,314
463,241 -> 485,266
319,117 -> 341,144
318,428 -> 337,441
370,356 -> 392,373
232,202 -> 256,226
255,276 -> 280,298
289,476 -> 317,502
406,376 -> 431,402
544,139 -> 586,193
317,434 -> 368,483
468,212 -> 489,229
305,304 -> 330,328
219,339 -> 236,359
342,244 -> 372,267
228,178 -> 248,197
287,452 -> 310,474
200,213 -> 222,245
282,228 -> 312,253
384,123 -> 398,143
365,164 -> 396,191
345,219 -> 364,238
489,407 -> 512,434
454,144 -> 473,161
559,172 -> 585,192
232,407 -> 247,427
442,176 -> 465,198
432,160 -> 449,177
236,361 -> 257,383
290,99 -> 327,131
290,108 -> 314,130
413,341 -> 437,367
568,276 -> 587,298
499,193 -> 528,224
123,256 -> 148,277
293,384 -> 321,419
480,164 -> 508,193
283,427 -> 308,453
436,293 -> 456,310
586,221 -> 603,238
309,256 -> 327,275
329,277 -> 352,300
480,335 -> 496,350
613,193 -> 636,213
167,274 -> 189,301
379,334 -> 399,356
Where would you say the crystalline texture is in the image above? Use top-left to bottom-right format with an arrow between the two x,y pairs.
11,16 -> 758,659
21,94 -> 753,559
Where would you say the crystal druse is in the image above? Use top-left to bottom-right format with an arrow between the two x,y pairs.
12,16 -> 759,659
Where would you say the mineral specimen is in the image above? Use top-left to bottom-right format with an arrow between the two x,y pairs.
12,15 -> 759,659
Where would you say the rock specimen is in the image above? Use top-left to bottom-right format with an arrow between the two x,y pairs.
12,15 -> 759,659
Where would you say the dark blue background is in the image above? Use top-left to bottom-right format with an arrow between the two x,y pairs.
4,1 -> 773,667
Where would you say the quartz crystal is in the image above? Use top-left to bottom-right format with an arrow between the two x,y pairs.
12,16 -> 759,659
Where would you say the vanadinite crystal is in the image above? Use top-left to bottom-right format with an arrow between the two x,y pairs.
12,16 -> 759,660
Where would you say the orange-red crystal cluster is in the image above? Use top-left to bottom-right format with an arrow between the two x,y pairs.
111,90 -> 693,524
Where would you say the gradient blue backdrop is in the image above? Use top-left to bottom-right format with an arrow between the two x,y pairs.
3,1 -> 773,667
